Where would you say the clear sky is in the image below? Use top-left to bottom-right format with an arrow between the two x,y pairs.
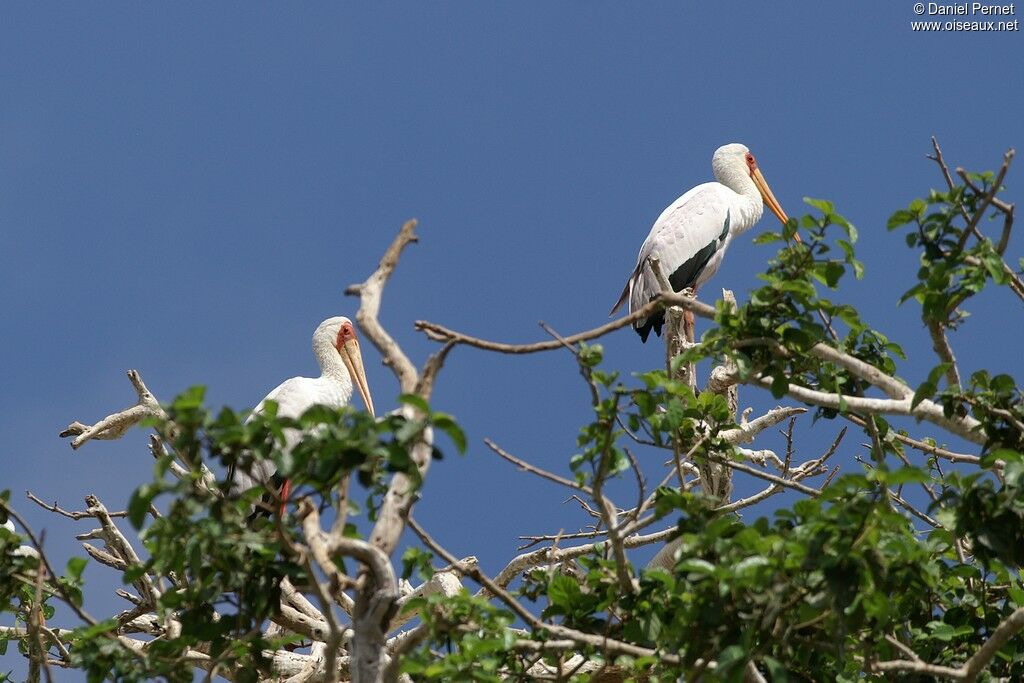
2,2 -> 1021,677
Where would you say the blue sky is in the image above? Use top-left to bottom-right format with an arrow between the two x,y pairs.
2,2 -> 1021,676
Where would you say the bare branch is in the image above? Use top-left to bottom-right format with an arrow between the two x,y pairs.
26,491 -> 127,520
842,415 -> 982,466
807,344 -> 911,401
927,321 -> 963,390
928,137 -> 973,224
83,495 -> 160,607
389,564 -> 469,631
415,290 -> 716,355
367,414 -> 433,556
59,370 -> 164,449
719,407 -> 807,446
705,454 -> 821,498
484,438 -> 592,495
345,219 -> 420,394
956,149 -> 1015,247
493,524 -> 680,591
742,374 -> 985,445
415,340 -> 455,399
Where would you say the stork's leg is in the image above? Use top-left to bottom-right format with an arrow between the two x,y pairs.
683,288 -> 697,343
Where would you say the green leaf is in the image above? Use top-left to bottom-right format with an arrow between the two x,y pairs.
578,343 -> 604,367
733,555 -> 770,577
887,209 -> 917,230
127,484 -> 157,530
873,467 -> 931,485
927,363 -> 952,388
823,262 -> 845,288
717,644 -> 748,674
770,374 -> 789,399
763,657 -> 791,682
753,231 -> 782,245
804,197 -> 835,215
66,556 -> 88,582
432,413 -> 467,454
172,385 -> 207,410
547,574 -> 582,609
910,383 -> 933,411
398,394 -> 430,413
677,558 -> 716,575
982,251 -> 1009,284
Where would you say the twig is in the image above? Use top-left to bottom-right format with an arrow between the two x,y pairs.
928,137 -> 973,225
704,455 -> 821,498
415,290 -> 716,355
416,340 -> 456,399
484,438 -> 592,495
955,149 -> 1014,250
841,415 -> 982,466
26,491 -> 127,520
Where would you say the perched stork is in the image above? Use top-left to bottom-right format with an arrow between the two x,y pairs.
229,316 -> 375,511
610,143 -> 793,342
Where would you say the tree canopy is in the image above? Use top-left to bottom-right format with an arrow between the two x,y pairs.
2,141 -> 1023,682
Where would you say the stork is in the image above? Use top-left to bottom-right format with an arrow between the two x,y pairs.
610,143 -> 794,341
229,316 -> 375,511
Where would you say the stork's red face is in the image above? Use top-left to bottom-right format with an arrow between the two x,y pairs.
744,151 -> 799,242
335,321 -> 375,417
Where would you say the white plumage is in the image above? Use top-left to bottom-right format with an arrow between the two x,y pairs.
611,143 -> 791,342
229,316 -> 375,501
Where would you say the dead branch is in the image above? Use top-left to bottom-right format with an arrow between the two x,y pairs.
25,491 -> 127,520
345,219 -> 420,395
59,370 -> 164,449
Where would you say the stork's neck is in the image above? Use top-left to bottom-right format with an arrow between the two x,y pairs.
313,335 -> 354,394
714,165 -> 764,235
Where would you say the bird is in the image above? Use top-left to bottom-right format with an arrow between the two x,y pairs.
610,143 -> 794,342
228,316 -> 375,513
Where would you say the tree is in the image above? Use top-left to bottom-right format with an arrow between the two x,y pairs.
2,139 -> 1022,682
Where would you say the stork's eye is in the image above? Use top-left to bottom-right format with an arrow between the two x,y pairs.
336,323 -> 356,347
745,153 -> 756,168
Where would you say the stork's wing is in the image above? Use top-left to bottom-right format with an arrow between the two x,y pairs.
614,183 -> 735,342
227,377 -> 313,496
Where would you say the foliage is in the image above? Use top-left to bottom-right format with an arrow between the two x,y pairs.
2,148 -> 1022,681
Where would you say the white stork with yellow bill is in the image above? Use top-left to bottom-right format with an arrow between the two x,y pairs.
611,143 -> 794,341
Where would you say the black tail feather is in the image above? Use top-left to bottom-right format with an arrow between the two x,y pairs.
635,312 -> 665,343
